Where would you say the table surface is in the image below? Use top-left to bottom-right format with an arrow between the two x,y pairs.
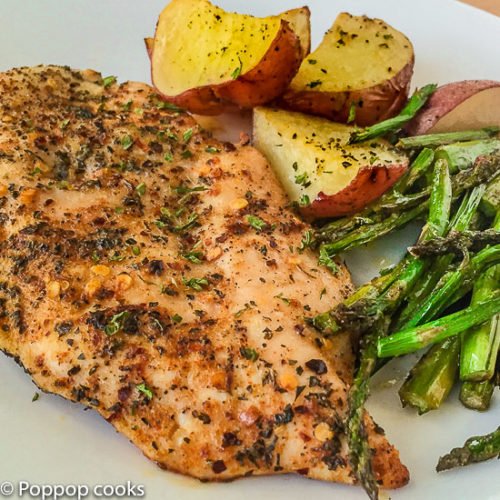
461,0 -> 500,15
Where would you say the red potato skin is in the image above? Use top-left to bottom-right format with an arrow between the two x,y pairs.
405,80 -> 500,135
144,37 -> 154,58
301,163 -> 407,218
280,57 -> 414,127
149,21 -> 303,115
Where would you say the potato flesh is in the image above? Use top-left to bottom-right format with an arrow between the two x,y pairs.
429,87 -> 500,133
278,7 -> 311,59
253,107 -> 406,203
289,13 -> 412,93
153,0 -> 281,96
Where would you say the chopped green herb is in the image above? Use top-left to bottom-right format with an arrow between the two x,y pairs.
59,118 -> 70,129
205,146 -> 220,154
109,252 -> 125,262
308,59 -> 317,65
299,194 -> 310,206
294,172 -> 311,187
122,100 -> 133,111
136,382 -> 153,400
32,392 -> 40,402
121,135 -> 134,150
157,101 -> 184,112
132,246 -> 141,256
274,293 -> 290,305
105,311 -> 131,336
164,152 -> 174,162
182,277 -> 209,291
182,250 -> 204,264
114,206 -> 124,214
174,185 -> 208,195
240,347 -> 259,362
160,207 -> 172,218
135,182 -> 146,196
347,102 -> 357,123
246,214 -> 267,231
102,75 -> 117,88
231,57 -> 243,79
183,128 -> 193,143
298,229 -> 313,252
174,213 -> 199,232
171,313 -> 183,324
30,167 -> 42,176
274,404 -> 294,425
181,150 -> 193,159
306,80 -> 322,89
234,303 -> 253,318
161,130 -> 178,142
318,247 -> 339,275
154,219 -> 167,229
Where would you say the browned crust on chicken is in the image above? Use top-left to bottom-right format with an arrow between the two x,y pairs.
0,65 -> 408,489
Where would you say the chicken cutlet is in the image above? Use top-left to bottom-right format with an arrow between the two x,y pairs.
0,65 -> 408,489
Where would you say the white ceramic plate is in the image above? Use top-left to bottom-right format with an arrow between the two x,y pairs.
0,1 -> 498,499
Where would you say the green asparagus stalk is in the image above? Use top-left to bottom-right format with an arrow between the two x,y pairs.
460,214 -> 500,381
408,228 -> 500,257
392,147 -> 436,193
460,283 -> 500,380
395,186 -> 486,328
373,163 -> 454,407
399,244 -> 500,330
319,203 -> 428,256
346,320 -> 389,500
452,152 -> 500,192
426,159 -> 453,237
481,176 -> 500,217
436,426 -> 500,472
399,337 -> 460,414
459,380 -> 495,411
397,127 -> 499,150
393,187 -> 489,412
349,84 -> 437,144
312,259 -> 407,333
436,139 -> 500,173
377,295 -> 500,358
344,158 -> 452,499
374,188 -> 431,212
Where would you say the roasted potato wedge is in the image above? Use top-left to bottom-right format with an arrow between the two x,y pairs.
281,13 -> 414,126
405,80 -> 500,135
145,6 -> 311,65
149,0 -> 308,114
253,107 -> 409,217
